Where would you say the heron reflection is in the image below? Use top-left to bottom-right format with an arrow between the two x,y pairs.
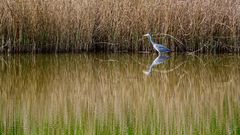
143,55 -> 170,76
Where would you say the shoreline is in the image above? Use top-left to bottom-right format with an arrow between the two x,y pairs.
0,43 -> 239,54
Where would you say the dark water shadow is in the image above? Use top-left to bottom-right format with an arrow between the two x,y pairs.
143,55 -> 171,76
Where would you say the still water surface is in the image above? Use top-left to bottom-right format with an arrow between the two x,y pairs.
0,53 -> 240,135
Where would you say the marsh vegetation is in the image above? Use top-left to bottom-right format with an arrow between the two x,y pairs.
0,0 -> 240,53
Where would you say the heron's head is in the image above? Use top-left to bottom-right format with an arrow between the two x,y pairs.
143,33 -> 151,37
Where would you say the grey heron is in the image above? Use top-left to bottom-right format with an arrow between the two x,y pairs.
144,33 -> 171,54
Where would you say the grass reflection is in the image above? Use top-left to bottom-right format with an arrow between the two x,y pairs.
0,54 -> 240,135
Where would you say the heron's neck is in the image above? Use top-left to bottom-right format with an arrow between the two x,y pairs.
148,35 -> 155,45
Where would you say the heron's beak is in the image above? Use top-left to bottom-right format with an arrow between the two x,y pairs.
143,34 -> 148,37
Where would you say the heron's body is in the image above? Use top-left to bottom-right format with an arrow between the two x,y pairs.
144,33 -> 171,54
153,44 -> 171,53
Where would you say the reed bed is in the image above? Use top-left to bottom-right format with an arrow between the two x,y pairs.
0,0 -> 240,53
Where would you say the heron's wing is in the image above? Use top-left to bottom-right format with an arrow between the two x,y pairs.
155,44 -> 172,52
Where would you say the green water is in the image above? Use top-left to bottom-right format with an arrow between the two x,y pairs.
0,53 -> 239,135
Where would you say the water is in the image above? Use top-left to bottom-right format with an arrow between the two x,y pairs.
0,53 -> 239,135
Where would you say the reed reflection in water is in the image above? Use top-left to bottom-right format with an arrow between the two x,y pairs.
0,54 -> 239,135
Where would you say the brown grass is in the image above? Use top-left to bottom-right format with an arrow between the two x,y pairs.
0,0 -> 240,53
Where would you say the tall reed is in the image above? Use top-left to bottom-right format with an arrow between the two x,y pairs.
0,0 -> 240,52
